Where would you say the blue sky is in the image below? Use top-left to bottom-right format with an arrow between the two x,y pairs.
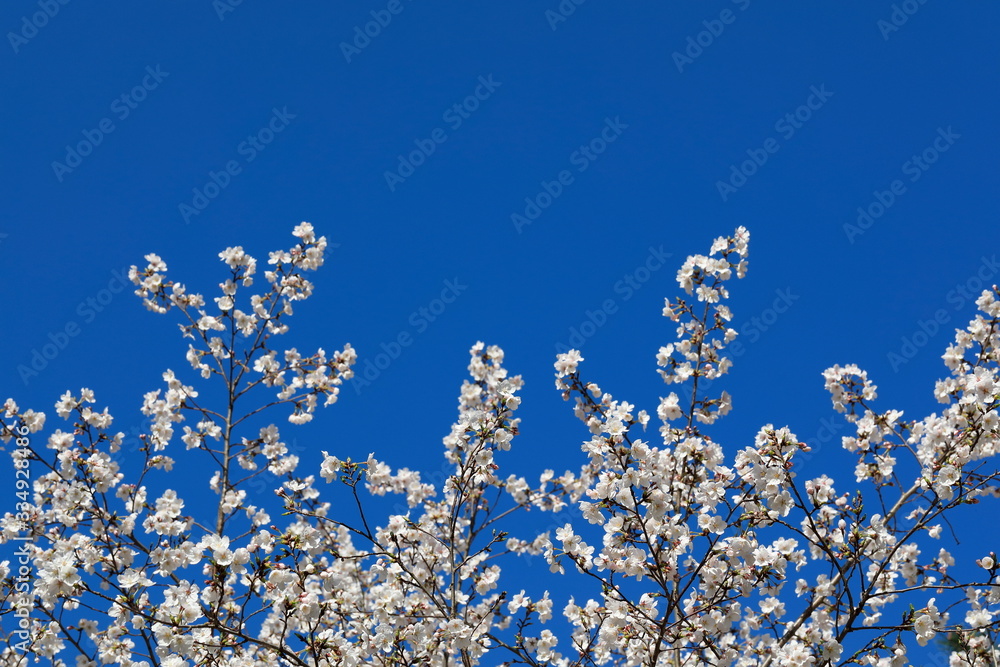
2,1 -> 998,661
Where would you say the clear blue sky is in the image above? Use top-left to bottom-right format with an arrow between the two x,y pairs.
2,2 -> 998,661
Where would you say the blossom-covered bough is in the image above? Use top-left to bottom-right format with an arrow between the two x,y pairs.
1,224 -> 998,666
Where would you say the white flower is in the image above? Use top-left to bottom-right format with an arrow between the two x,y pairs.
966,608 -> 992,628
320,452 -> 341,482
118,568 -> 152,590
554,350 -> 583,376
218,246 -> 247,268
292,222 -> 316,243
144,253 -> 167,272
913,613 -> 935,645
658,393 -> 683,422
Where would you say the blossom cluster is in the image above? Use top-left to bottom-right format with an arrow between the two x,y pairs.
1,225 -> 998,667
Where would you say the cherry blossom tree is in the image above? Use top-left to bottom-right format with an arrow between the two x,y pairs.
1,224 -> 998,666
